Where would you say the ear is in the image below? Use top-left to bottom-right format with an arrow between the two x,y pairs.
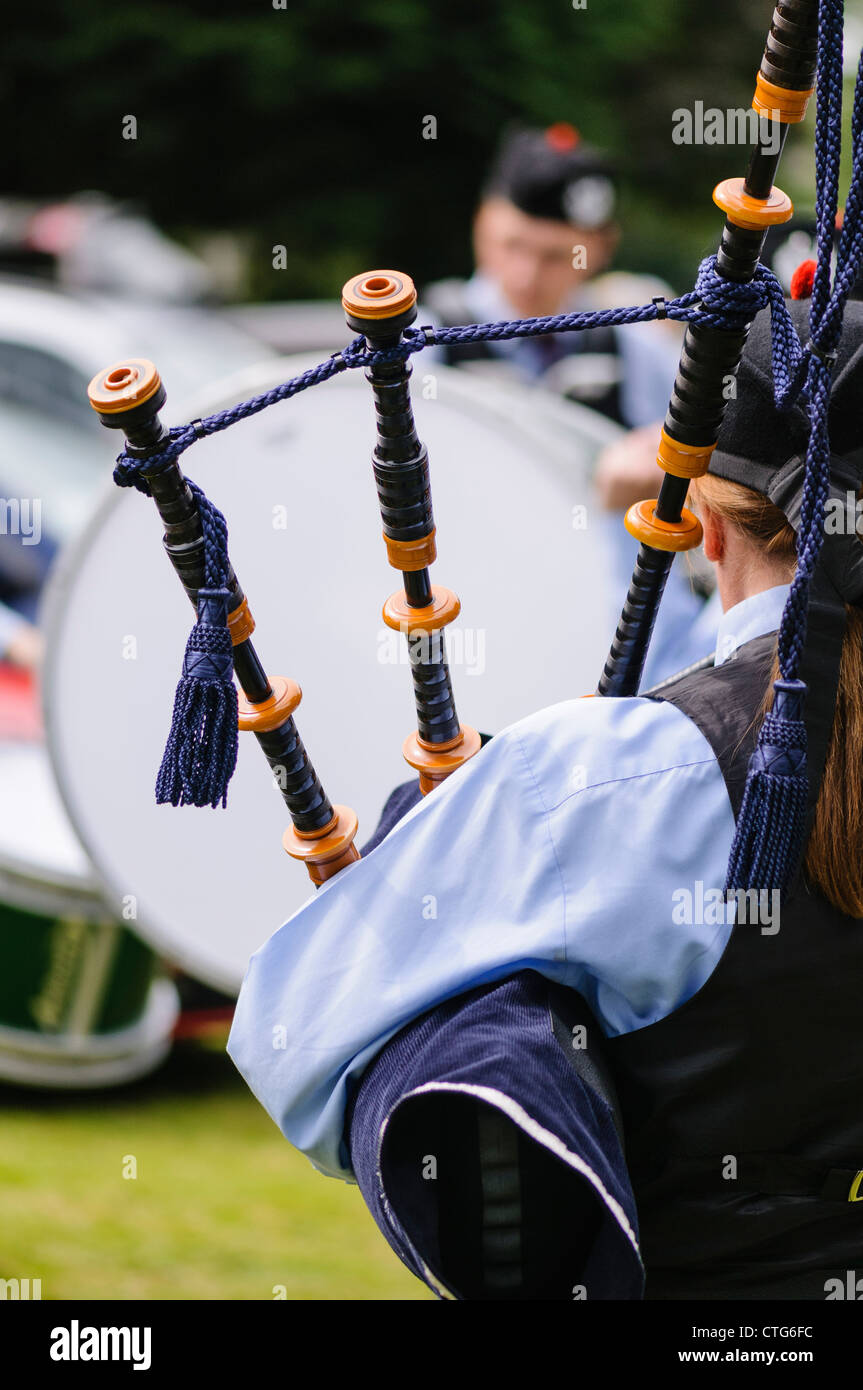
699,500 -> 725,563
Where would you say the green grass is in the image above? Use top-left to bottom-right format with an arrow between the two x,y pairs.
0,1038 -> 428,1301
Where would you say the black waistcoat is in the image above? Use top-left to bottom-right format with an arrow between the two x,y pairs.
605,631 -> 863,1300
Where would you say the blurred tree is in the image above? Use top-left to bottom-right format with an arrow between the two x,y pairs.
0,0 -> 831,300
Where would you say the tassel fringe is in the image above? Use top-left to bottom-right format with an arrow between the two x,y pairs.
156,589 -> 239,809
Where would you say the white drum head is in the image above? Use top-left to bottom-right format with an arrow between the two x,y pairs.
0,740 -> 99,894
43,359 -> 618,992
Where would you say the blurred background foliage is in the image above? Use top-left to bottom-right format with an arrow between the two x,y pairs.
5,0 -> 855,302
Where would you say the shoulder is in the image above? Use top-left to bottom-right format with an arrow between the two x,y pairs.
324,692 -> 726,890
501,691 -> 722,812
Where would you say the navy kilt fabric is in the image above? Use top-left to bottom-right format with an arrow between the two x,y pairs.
346,969 -> 644,1300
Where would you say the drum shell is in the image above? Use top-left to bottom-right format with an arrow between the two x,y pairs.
0,741 -> 178,1087
0,881 -> 155,1036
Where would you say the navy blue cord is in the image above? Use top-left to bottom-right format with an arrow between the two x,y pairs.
113,259 -> 799,494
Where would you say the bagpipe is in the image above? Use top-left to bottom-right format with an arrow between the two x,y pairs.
83,0 -> 863,902
86,278 -> 482,888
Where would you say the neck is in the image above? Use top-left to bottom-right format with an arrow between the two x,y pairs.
717,563 -> 791,613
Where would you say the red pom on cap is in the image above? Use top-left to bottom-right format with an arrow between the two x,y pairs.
790,258 -> 816,300
545,122 -> 580,152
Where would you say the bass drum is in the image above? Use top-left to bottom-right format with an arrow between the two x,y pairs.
43,358 -> 620,994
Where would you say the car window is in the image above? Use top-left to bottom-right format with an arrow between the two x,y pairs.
0,341 -> 98,429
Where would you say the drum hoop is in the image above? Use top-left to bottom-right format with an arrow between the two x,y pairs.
0,862 -> 115,920
0,978 -> 179,1089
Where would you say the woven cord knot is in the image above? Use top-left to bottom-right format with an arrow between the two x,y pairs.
113,426 -> 198,496
692,257 -> 771,329
338,327 -> 427,371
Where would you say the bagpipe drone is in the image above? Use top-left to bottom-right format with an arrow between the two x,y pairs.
87,0 -> 863,900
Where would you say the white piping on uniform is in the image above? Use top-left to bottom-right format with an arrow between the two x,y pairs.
391,1080 -> 643,1262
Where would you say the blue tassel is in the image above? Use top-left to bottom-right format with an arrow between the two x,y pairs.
725,679 -> 808,895
156,588 -> 239,809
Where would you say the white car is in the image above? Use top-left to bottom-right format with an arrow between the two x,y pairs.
0,275 -> 275,544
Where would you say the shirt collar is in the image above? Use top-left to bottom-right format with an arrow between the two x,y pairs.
714,584 -> 789,667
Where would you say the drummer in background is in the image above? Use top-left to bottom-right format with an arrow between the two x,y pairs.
423,122 -> 679,428
424,122 -> 717,687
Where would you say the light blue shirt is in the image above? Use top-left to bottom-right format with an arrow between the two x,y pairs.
227,584 -> 789,1181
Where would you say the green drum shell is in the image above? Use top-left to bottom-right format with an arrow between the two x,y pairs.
0,740 -> 179,1087
0,861 -> 156,1037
